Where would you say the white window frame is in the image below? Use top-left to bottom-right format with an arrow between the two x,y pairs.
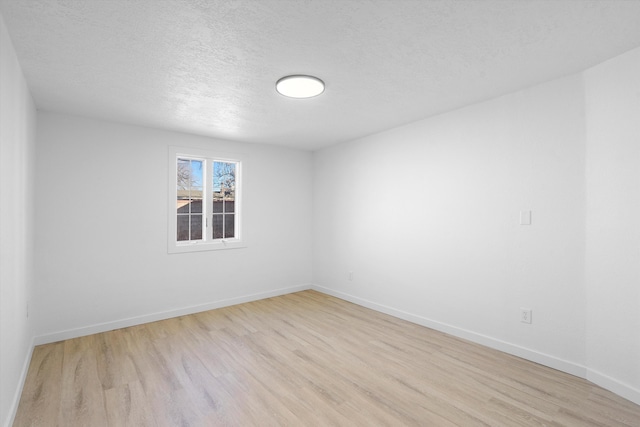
168,146 -> 246,254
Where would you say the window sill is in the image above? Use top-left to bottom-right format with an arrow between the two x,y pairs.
168,239 -> 246,254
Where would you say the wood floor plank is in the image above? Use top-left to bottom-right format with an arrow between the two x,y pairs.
56,336 -> 108,426
104,381 -> 157,426
13,290 -> 640,426
12,342 -> 64,427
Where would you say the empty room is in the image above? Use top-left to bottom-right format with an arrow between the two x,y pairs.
1,0 -> 640,425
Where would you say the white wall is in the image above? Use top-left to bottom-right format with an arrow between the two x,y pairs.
585,47 -> 640,403
0,14 -> 37,427
34,113 -> 313,341
313,75 -> 588,375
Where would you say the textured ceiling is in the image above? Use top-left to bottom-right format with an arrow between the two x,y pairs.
2,0 -> 640,150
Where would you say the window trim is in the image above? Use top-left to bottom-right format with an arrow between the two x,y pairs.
168,146 -> 246,254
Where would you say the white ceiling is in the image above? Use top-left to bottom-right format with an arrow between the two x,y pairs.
2,0 -> 640,150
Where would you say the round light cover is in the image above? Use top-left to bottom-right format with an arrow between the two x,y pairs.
276,75 -> 325,98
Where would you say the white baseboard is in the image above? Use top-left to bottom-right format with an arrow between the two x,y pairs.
34,284 -> 311,345
587,369 -> 640,406
312,285 -> 587,378
5,337 -> 35,427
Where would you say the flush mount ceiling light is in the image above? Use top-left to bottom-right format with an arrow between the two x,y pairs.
276,75 -> 325,99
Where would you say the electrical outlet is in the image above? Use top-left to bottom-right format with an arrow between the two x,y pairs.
520,308 -> 532,324
348,271 -> 353,281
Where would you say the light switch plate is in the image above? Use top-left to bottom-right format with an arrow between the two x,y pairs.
520,210 -> 532,225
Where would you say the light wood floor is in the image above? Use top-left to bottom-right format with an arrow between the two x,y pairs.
14,290 -> 640,426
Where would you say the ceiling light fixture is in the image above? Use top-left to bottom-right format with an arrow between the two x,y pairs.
276,75 -> 325,99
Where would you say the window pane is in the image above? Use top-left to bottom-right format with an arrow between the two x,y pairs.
177,159 -> 190,191
177,159 -> 190,214
177,199 -> 190,214
212,199 -> 223,213
189,199 -> 203,214
190,215 -> 202,240
190,187 -> 203,213
214,161 -> 236,214
178,159 -> 203,218
177,215 -> 189,241
212,214 -> 223,239
224,190 -> 235,213
190,160 -> 203,188
224,214 -> 235,238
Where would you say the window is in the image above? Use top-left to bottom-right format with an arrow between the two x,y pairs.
169,147 -> 244,253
